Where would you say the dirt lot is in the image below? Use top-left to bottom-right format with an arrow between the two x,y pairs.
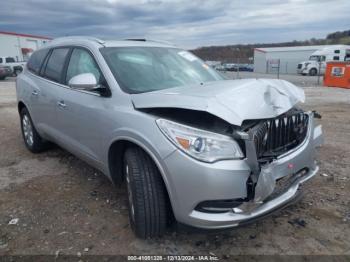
0,78 -> 349,257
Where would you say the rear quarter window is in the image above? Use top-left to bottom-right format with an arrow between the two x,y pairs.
27,49 -> 50,75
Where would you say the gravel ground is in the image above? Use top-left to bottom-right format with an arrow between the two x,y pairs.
0,77 -> 349,257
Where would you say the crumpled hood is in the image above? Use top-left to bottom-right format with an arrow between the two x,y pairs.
131,79 -> 305,126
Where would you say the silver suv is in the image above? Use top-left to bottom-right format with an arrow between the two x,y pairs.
16,37 -> 323,238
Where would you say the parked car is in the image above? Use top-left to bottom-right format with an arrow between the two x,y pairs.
16,37 -> 323,238
214,64 -> 226,71
240,64 -> 254,72
0,65 -> 12,80
0,56 -> 26,76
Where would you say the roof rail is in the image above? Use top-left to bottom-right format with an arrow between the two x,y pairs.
125,38 -> 175,46
51,36 -> 106,45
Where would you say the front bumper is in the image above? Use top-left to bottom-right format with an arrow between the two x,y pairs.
297,68 -> 307,74
163,112 -> 323,229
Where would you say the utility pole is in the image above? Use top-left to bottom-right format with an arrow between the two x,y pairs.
317,61 -> 321,85
236,47 -> 240,79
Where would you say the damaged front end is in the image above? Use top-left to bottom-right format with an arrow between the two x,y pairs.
236,108 -> 323,204
189,109 -> 323,219
132,78 -> 323,228
187,109 -> 323,228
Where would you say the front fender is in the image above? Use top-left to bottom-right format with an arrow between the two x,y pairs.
105,127 -> 177,205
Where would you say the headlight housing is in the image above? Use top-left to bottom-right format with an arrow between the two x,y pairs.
156,119 -> 244,163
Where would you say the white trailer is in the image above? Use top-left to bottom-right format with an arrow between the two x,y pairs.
254,45 -> 337,75
297,45 -> 350,76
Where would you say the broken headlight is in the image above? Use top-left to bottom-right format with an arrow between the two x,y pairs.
156,119 -> 243,163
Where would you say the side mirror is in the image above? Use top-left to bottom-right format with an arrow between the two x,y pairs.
68,73 -> 111,97
68,73 -> 98,91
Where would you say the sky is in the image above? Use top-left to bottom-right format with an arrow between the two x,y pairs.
0,0 -> 349,49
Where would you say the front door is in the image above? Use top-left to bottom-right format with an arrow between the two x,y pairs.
53,47 -> 109,167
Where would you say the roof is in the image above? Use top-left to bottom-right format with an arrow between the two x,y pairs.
47,36 -> 175,49
0,31 -> 52,40
254,45 -> 343,53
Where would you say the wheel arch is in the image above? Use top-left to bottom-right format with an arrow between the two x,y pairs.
107,137 -> 175,219
18,101 -> 27,114
107,137 -> 174,199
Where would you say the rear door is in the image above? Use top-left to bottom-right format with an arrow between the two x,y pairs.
37,47 -> 71,139
53,47 -> 110,167
24,48 -> 53,135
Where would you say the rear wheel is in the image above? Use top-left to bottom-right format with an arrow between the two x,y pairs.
20,107 -> 48,153
124,147 -> 169,238
14,70 -> 21,76
309,68 -> 317,76
13,66 -> 23,76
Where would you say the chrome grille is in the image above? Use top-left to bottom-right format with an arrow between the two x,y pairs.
251,112 -> 309,162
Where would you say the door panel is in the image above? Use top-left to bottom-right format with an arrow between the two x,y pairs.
54,88 -> 108,166
28,76 -> 58,138
53,47 -> 109,167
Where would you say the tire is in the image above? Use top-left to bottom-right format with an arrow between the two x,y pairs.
309,68 -> 317,76
0,76 -> 5,80
13,66 -> 23,77
20,107 -> 48,153
124,147 -> 169,238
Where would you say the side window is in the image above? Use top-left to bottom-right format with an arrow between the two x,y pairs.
65,48 -> 102,85
0,58 -> 2,63
5,57 -> 16,63
44,48 -> 70,83
334,50 -> 340,54
333,56 -> 340,61
27,49 -> 50,75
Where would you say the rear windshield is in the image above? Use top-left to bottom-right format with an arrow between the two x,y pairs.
100,47 -> 224,94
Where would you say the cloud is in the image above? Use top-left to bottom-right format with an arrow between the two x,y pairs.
0,0 -> 349,48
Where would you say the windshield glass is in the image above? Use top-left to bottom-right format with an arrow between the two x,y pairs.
309,55 -> 319,61
100,47 -> 224,93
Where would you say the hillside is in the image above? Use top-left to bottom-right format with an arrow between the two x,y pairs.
191,29 -> 350,63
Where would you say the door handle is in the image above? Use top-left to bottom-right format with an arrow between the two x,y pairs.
57,101 -> 67,109
31,90 -> 39,96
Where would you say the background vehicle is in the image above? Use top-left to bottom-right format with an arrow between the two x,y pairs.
0,56 -> 26,76
16,37 -> 323,239
297,45 -> 350,76
0,65 -> 12,80
214,64 -> 226,71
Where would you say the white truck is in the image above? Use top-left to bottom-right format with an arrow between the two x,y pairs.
0,57 -> 26,76
297,45 -> 350,76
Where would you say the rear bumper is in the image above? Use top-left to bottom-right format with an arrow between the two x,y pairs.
0,71 -> 12,78
163,112 -> 323,229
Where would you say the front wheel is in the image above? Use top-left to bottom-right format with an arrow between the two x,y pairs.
20,107 -> 48,153
124,147 -> 170,238
309,68 -> 317,76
